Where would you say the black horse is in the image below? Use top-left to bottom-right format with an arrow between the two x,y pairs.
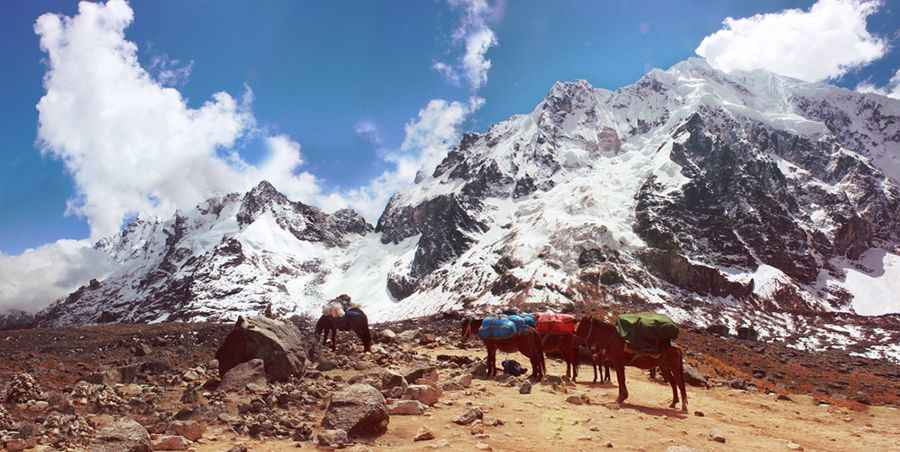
315,306 -> 372,352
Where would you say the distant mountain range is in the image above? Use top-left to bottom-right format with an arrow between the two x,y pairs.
30,58 -> 900,361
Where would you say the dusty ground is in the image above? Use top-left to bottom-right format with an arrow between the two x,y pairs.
194,345 -> 900,452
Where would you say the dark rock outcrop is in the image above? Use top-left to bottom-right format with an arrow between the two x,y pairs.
215,316 -> 308,382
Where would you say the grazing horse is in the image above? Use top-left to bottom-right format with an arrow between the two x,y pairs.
575,317 -> 687,412
315,303 -> 372,352
461,318 -> 545,380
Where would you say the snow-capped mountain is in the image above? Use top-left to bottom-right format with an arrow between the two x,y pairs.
37,58 -> 900,360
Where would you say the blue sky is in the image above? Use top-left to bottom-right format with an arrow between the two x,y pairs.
1,0 -> 898,255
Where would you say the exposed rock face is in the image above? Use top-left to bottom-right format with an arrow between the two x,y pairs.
321,384 -> 389,438
215,316 -> 307,382
35,181 -> 372,326
638,250 -> 753,299
32,58 -> 900,360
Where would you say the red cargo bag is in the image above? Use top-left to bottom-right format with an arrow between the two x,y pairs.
535,312 -> 577,335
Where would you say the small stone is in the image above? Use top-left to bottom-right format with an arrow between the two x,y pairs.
3,438 -> 30,452
519,381 -> 532,394
429,439 -> 450,449
414,426 -> 435,441
453,408 -> 483,425
708,428 -> 726,443
316,429 -> 349,447
318,360 -> 338,371
170,420 -> 206,442
470,421 -> 485,435
665,447 -> 699,452
381,329 -> 397,341
566,395 -> 584,405
776,394 -> 793,402
787,442 -> 804,450
153,435 -> 191,451
404,384 -> 442,406
603,440 -> 614,447
475,442 -> 492,450
28,400 -> 50,413
387,400 -> 427,415
455,374 -> 473,388
694,410 -> 704,417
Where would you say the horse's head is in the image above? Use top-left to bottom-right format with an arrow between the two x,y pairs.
461,317 -> 482,338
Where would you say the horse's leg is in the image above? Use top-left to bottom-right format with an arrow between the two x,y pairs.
330,327 -> 337,352
674,350 -> 688,412
614,358 -> 628,404
662,365 -> 679,409
528,344 -> 541,380
487,344 -> 496,377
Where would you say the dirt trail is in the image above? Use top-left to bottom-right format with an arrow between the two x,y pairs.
200,346 -> 900,452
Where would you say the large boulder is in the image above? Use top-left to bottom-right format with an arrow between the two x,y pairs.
321,384 -> 389,438
215,316 -> 308,382
91,417 -> 152,452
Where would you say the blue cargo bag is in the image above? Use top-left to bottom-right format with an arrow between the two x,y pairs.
478,316 -> 517,340
507,313 -> 535,330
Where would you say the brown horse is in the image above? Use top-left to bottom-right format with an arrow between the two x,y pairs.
541,333 -> 582,381
461,318 -> 545,380
575,317 -> 687,411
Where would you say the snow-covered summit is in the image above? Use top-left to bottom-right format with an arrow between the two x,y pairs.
37,59 -> 900,360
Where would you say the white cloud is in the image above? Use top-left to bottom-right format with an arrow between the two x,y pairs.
34,0 -> 325,240
4,0 -> 488,313
353,120 -> 382,146
431,61 -> 460,85
461,28 -> 497,90
148,53 -> 193,87
695,0 -> 887,82
0,240 -> 115,313
856,69 -> 900,99
434,0 -> 501,90
323,97 -> 483,220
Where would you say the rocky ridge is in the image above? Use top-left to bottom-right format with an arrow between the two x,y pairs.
31,58 -> 900,361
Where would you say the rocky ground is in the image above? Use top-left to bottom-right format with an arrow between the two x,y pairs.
1,314 -> 899,451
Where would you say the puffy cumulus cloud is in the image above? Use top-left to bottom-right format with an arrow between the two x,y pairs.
34,0 -> 325,239
353,120 -> 382,146
433,0 -> 501,91
0,240 -> 115,313
323,97 -> 483,220
856,69 -> 900,99
695,0 -> 887,82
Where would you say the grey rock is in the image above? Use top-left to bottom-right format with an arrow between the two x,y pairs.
322,384 -> 390,438
215,316 -> 308,382
91,417 -> 152,452
218,358 -> 267,392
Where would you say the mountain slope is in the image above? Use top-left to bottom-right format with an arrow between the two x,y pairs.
36,58 -> 900,360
